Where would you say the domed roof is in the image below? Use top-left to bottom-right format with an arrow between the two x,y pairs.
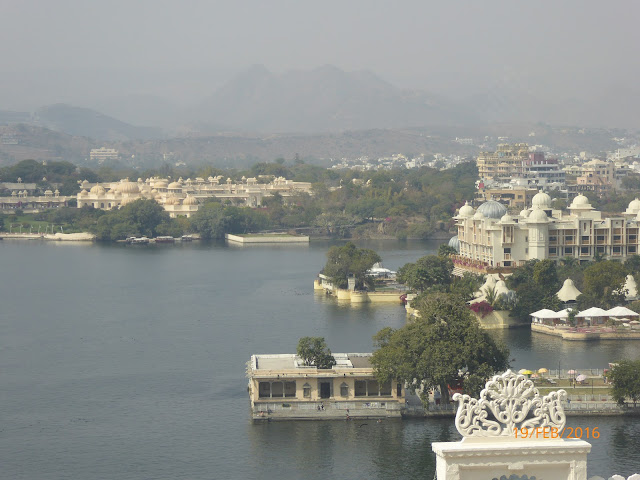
571,194 -> 590,206
154,180 -> 168,188
520,208 -> 530,218
477,200 -> 507,219
90,185 -> 106,195
448,235 -> 460,252
79,189 -> 88,196
44,189 -> 53,195
168,181 -> 182,190
458,201 -> 475,217
119,182 -> 140,194
528,207 -> 548,222
164,196 -> 181,205
500,213 -> 513,223
532,191 -> 551,208
627,198 -> 640,214
473,211 -> 485,220
183,195 -> 199,206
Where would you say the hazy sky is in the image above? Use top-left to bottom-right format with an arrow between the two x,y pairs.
1,0 -> 639,113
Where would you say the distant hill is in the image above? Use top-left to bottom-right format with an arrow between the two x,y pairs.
34,104 -> 163,141
192,65 -> 474,133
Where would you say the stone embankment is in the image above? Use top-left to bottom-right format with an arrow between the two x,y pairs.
0,232 -> 95,241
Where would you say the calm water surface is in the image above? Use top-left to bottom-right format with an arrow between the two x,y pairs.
1,239 -> 639,479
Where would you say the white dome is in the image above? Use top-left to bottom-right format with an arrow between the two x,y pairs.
528,207 -> 548,222
168,182 -> 182,190
473,211 -> 485,220
571,194 -> 590,206
79,189 -> 88,197
458,201 -> 475,217
448,235 -> 460,252
154,180 -> 168,189
183,195 -> 199,206
520,208 -> 530,218
119,182 -> 140,194
627,198 -> 640,214
477,200 -> 507,219
500,213 -> 513,223
90,185 -> 106,195
164,196 -> 180,205
532,191 -> 551,208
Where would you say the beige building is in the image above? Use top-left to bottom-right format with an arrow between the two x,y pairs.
451,192 -> 640,273
476,143 -> 530,181
247,353 -> 405,420
475,187 -> 538,210
77,175 -> 313,218
0,189 -> 72,211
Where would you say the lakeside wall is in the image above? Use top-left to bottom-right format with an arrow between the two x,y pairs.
532,323 -> 640,341
226,233 -> 309,244
314,280 -> 404,304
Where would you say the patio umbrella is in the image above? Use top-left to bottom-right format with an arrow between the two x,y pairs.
576,374 -> 587,382
531,373 -> 539,378
538,368 -> 548,374
519,369 -> 533,376
567,369 -> 577,375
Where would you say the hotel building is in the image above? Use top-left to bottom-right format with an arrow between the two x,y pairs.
450,192 -> 640,272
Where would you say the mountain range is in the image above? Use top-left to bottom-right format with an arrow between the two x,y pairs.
1,65 -> 639,141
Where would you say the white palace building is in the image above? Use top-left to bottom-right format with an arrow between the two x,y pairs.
76,176 -> 312,218
450,191 -> 640,273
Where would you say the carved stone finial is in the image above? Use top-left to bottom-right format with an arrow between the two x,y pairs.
453,370 -> 567,438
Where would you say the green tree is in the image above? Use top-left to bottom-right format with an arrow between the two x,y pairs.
609,360 -> 640,407
371,293 -> 509,405
449,272 -> 484,302
323,242 -> 381,289
438,243 -> 458,258
296,337 -> 336,369
397,255 -> 453,293
582,260 -> 627,308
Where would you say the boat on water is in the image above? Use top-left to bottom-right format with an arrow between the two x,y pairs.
155,236 -> 175,243
181,235 -> 193,242
128,236 -> 149,244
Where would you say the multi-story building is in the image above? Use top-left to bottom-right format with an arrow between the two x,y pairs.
476,143 -> 530,181
450,192 -> 640,273
89,147 -> 119,163
522,152 -> 565,187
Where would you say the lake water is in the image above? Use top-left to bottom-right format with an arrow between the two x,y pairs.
1,239 -> 639,479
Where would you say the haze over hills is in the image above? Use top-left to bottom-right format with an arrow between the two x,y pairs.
34,104 -> 163,141
1,65 -> 639,144
189,64 -> 473,133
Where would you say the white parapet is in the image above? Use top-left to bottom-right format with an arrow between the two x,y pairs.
432,370 -> 592,480
432,437 -> 591,480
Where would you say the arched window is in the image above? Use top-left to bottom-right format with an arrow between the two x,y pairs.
340,382 -> 349,397
303,383 -> 311,398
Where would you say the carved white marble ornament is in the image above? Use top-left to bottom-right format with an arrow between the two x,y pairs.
453,369 -> 567,438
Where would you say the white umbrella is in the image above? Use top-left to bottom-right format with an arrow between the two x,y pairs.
576,374 -> 587,382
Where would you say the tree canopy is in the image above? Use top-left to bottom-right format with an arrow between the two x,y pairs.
370,293 -> 509,404
609,360 -> 640,407
322,242 -> 381,290
296,337 -> 336,369
578,260 -> 627,309
397,254 -> 453,293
